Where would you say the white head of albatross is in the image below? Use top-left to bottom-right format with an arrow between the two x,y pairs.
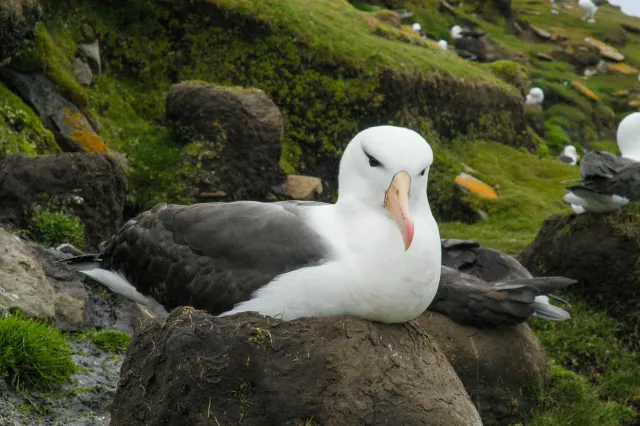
616,112 -> 640,162
225,126 -> 442,323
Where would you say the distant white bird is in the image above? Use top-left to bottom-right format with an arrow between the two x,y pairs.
412,22 -> 422,32
557,145 -> 580,166
438,40 -> 448,50
563,112 -> 640,214
525,87 -> 544,105
578,0 -> 598,23
451,25 -> 463,40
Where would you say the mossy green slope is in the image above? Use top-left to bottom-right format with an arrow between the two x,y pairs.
26,0 -> 531,209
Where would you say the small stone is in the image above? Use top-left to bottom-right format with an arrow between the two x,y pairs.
571,80 -> 600,101
78,39 -> 101,75
73,57 -> 93,86
530,25 -> 552,40
537,52 -> 554,61
281,175 -> 323,200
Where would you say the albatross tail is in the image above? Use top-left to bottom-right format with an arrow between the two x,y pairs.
80,269 -> 169,317
532,295 -> 571,321
58,256 -> 168,317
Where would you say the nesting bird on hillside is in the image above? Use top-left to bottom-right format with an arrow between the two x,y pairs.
558,145 -> 580,166
61,126 -> 444,324
563,112 -> 640,214
578,0 -> 598,23
525,87 -> 544,106
429,239 -> 574,327
438,40 -> 448,50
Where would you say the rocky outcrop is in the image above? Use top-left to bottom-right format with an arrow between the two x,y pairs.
0,152 -> 126,250
519,212 -> 640,349
418,311 -> 548,426
0,0 -> 42,63
112,308 -> 482,426
166,81 -> 284,202
0,68 -> 106,152
0,230 -> 55,320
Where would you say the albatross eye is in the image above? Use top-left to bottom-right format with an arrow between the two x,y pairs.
366,154 -> 382,168
420,168 -> 427,176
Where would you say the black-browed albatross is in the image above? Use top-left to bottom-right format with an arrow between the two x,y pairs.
563,112 -> 640,214
428,239 -> 574,327
63,126 -> 442,323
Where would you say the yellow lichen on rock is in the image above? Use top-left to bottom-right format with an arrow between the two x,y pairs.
454,172 -> 499,200
63,108 -> 107,152
571,81 -> 599,101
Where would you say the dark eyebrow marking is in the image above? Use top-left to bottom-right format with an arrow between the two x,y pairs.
362,148 -> 383,167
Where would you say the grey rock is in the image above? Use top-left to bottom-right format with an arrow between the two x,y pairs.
0,229 -> 55,320
78,39 -> 101,75
73,57 -> 93,86
0,152 -> 127,250
0,67 -> 103,152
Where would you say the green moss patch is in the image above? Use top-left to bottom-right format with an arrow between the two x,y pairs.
28,206 -> 85,248
0,83 -> 59,158
0,311 -> 76,390
72,329 -> 131,354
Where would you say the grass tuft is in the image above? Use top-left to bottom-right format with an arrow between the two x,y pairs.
71,329 -> 132,354
0,311 -> 76,390
28,207 -> 85,248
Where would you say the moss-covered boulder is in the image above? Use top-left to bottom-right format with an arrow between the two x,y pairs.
166,81 -> 284,202
418,311 -> 548,426
0,68 -> 105,152
519,210 -> 640,349
0,152 -> 126,250
0,0 -> 41,63
112,308 -> 482,426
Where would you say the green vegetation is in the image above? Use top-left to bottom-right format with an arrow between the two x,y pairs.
28,206 -> 85,248
0,83 -> 59,158
526,299 -> 640,423
438,139 -> 579,254
0,311 -> 76,390
72,329 -> 132,354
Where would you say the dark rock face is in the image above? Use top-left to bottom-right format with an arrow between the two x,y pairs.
30,244 -> 144,334
525,104 -> 546,138
418,311 -> 548,426
519,212 -> 640,349
0,68 -> 105,152
0,152 -> 126,250
166,82 -> 284,202
0,0 -> 41,63
112,308 -> 482,426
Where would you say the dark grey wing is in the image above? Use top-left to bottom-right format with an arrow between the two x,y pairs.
99,201 -> 331,315
429,266 -> 575,327
557,154 -> 574,164
441,239 -> 532,281
579,161 -> 640,201
440,239 -> 481,270
579,151 -> 636,180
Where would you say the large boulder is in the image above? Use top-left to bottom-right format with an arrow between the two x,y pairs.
111,308 -> 482,426
519,211 -> 640,349
0,68 -> 106,152
417,311 -> 548,426
0,0 -> 41,63
0,230 -> 55,320
166,81 -> 284,202
0,152 -> 127,250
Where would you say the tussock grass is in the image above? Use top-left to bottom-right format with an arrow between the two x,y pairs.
0,311 -> 76,390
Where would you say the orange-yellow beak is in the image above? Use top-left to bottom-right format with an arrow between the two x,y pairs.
384,171 -> 414,251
